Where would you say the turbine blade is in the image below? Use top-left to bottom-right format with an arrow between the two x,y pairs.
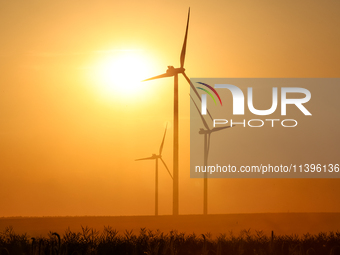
159,123 -> 168,155
142,72 -> 172,82
180,8 -> 190,68
135,156 -> 154,161
182,72 -> 214,121
211,126 -> 233,133
160,158 -> 173,179
190,94 -> 210,131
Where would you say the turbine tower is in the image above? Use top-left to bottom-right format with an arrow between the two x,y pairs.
136,124 -> 172,216
190,94 -> 233,215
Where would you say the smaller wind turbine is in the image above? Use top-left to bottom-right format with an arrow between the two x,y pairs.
135,124 -> 173,216
190,94 -> 233,215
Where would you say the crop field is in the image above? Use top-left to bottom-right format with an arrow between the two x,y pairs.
2,213 -> 340,238
1,226 -> 340,255
1,213 -> 340,255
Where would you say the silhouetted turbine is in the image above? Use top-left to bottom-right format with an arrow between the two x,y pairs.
136,124 -> 172,216
190,94 -> 233,215
142,8 -> 212,216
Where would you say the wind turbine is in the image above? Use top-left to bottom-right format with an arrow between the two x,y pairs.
142,8 -> 189,215
190,94 -> 233,215
143,8 -> 213,215
135,124 -> 173,216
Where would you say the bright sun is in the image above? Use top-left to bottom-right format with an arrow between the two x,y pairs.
91,50 -> 155,99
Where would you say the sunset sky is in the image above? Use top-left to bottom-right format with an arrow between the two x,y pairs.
1,0 -> 340,217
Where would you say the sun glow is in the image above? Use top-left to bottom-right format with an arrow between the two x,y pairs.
91,50 -> 155,99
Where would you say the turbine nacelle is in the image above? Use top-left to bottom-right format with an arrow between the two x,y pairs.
152,153 -> 161,159
199,128 -> 210,135
166,66 -> 185,75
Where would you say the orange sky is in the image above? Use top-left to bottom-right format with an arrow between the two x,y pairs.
0,0 -> 339,217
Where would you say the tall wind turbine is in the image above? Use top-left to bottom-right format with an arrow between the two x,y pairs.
143,8 -> 213,215
136,124 -> 173,216
190,94 -> 233,215
143,8 -> 194,215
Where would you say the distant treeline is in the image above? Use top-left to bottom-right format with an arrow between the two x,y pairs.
0,226 -> 340,255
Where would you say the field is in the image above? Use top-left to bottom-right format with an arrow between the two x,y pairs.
1,213 -> 340,254
1,213 -> 340,238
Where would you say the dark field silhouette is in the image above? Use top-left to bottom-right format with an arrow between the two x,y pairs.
1,225 -> 340,255
1,213 -> 340,254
